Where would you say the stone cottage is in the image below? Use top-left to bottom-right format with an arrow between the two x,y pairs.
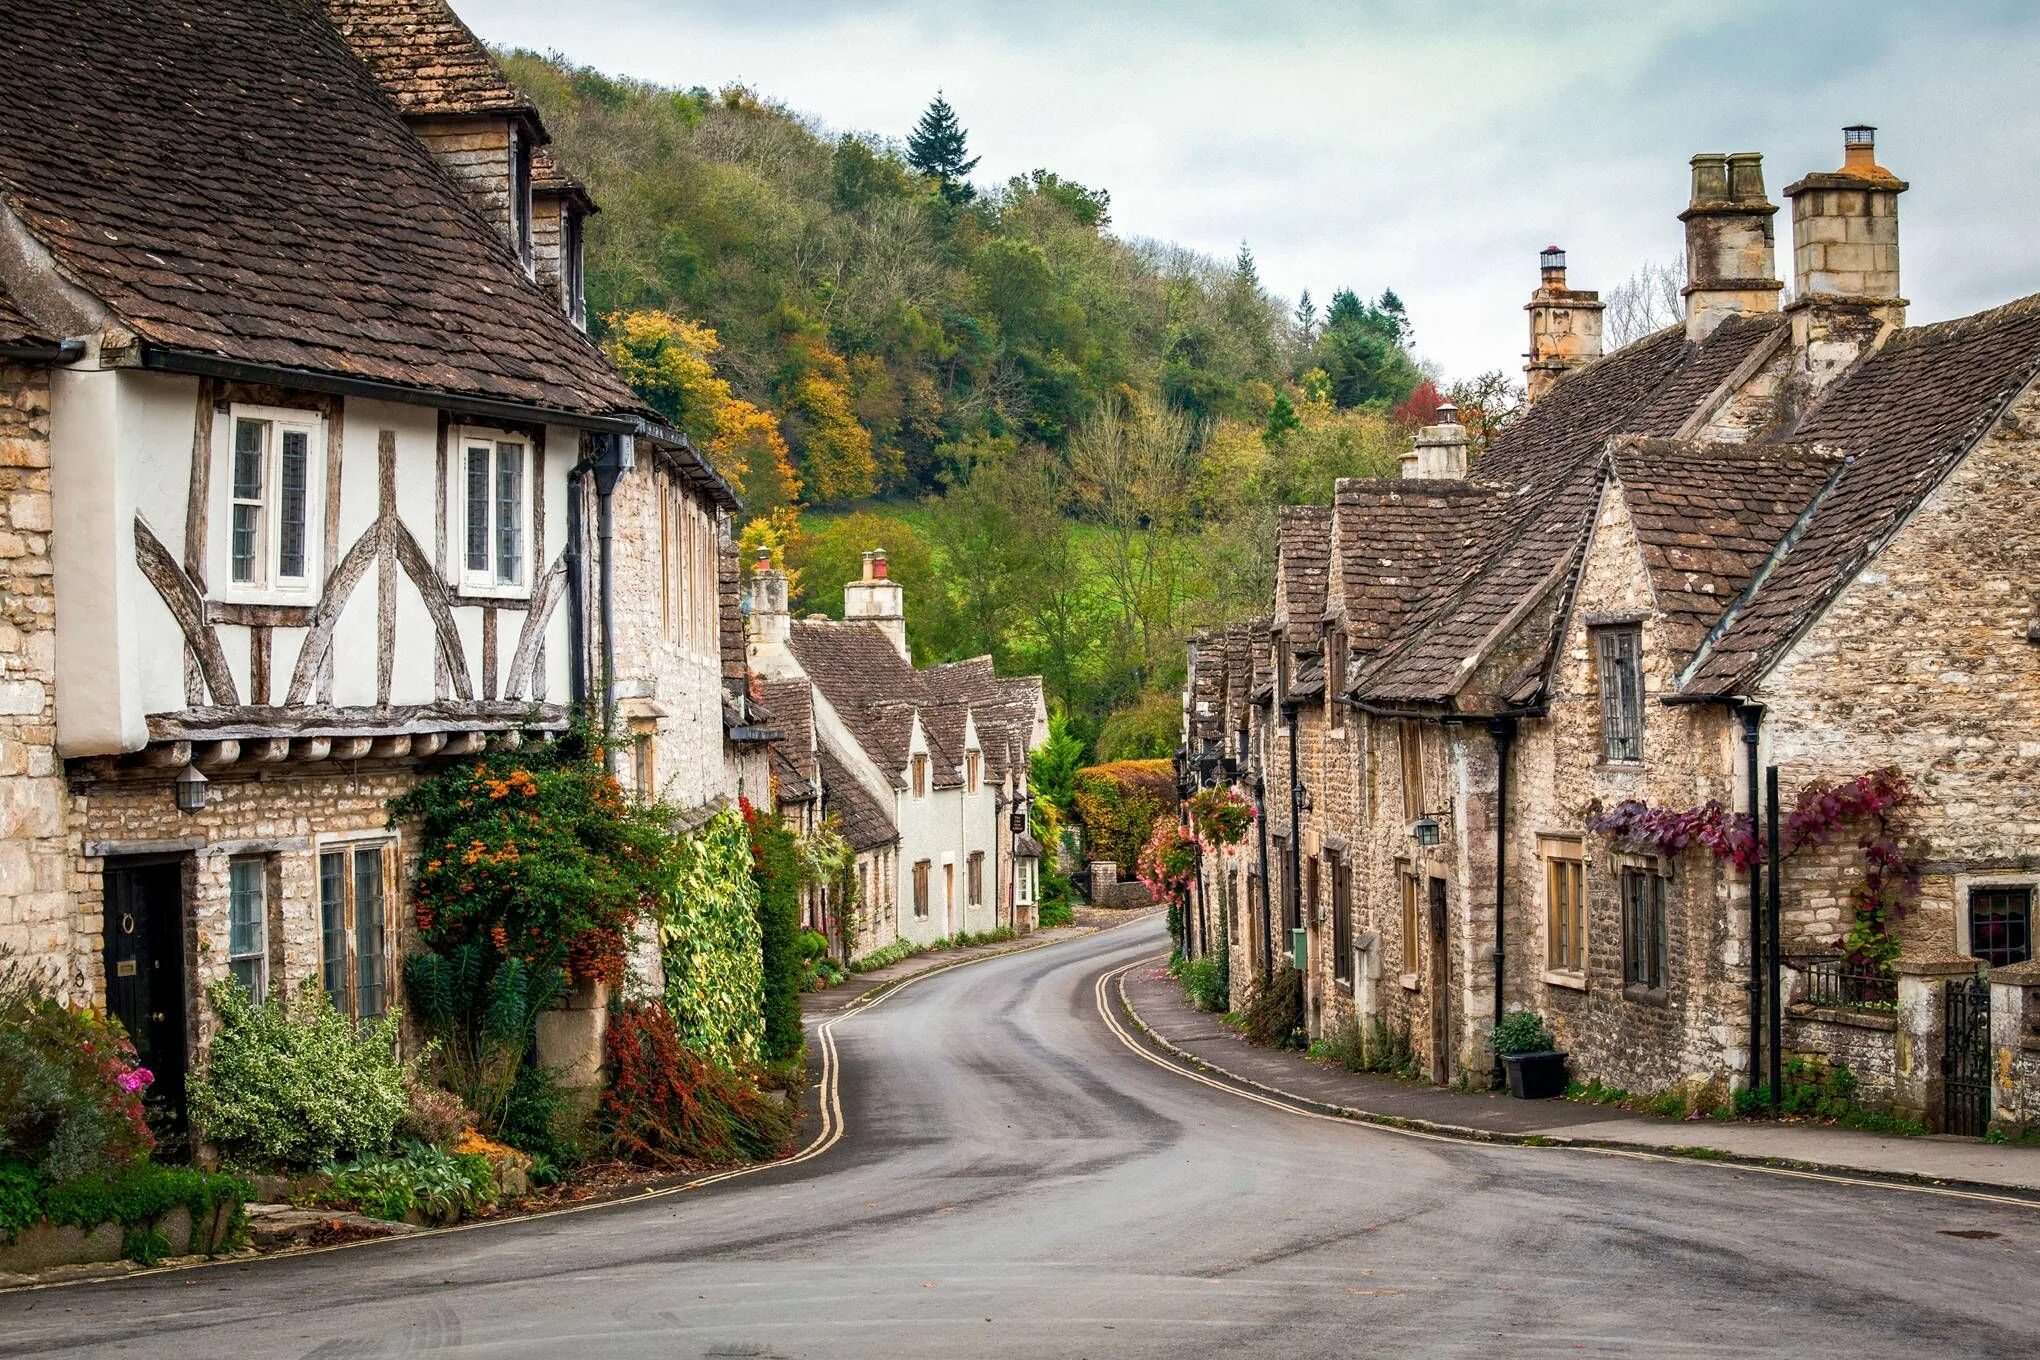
1195,128 -> 2040,1132
0,0 -> 757,1124
747,550 -> 1048,957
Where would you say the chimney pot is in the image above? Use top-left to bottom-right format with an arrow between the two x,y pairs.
1525,246 -> 1603,403
1725,151 -> 1766,203
1689,153 -> 1730,204
872,549 -> 889,581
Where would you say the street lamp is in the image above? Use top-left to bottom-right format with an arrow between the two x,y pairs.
1411,815 -> 1441,848
175,763 -> 209,814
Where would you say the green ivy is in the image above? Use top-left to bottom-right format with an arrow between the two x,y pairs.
745,806 -> 808,1064
659,807 -> 766,1066
17,1162 -> 253,1257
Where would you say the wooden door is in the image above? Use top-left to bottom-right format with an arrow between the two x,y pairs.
103,860 -> 189,1140
1428,877 -> 1451,1085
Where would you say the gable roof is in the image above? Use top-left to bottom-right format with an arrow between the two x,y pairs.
757,678 -> 818,805
1273,505 -> 1334,648
0,285 -> 57,352
1682,294 -> 2040,695
0,0 -> 641,419
1332,478 -> 1510,653
817,746 -> 898,852
323,0 -> 539,127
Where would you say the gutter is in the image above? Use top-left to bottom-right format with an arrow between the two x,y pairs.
1739,703 -> 1765,1093
1254,766 -> 1274,984
0,338 -> 83,364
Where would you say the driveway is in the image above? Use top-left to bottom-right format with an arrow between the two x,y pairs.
4,914 -> 2034,1358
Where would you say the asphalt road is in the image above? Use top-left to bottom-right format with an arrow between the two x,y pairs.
6,914 -> 2037,1359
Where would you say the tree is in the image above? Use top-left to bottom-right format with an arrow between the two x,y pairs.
1312,288 -> 1422,410
1605,258 -> 1685,348
1390,378 -> 1444,431
1445,370 -> 1525,460
1294,289 -> 1318,346
905,92 -> 980,204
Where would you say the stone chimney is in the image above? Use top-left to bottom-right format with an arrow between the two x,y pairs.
1401,401 -> 1469,479
1681,152 -> 1782,340
1524,247 -> 1605,404
1785,125 -> 1908,394
747,547 -> 790,647
843,548 -> 909,660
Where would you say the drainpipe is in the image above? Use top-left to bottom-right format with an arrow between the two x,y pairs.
1766,762 -> 1783,1112
1282,699 -> 1303,964
589,434 -> 634,766
564,452 -> 595,709
1254,767 -> 1273,984
1739,704 -> 1764,1095
1488,714 -> 1514,1089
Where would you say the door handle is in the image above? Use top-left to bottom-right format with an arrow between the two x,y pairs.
150,1012 -> 166,1023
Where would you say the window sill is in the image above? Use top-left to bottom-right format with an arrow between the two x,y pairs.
208,584 -> 319,611
452,582 -> 534,606
1623,983 -> 1669,1008
1399,971 -> 1420,992
1598,761 -> 1648,774
1541,969 -> 1587,993
1333,977 -> 1352,993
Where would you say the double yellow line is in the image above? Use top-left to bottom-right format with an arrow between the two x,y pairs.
1095,955 -> 2040,1213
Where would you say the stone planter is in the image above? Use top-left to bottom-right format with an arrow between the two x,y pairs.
1501,1050 -> 1570,1100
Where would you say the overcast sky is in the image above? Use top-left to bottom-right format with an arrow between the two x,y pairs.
462,0 -> 2040,381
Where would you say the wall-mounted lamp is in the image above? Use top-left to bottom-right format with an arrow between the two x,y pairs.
1411,815 -> 1441,848
175,764 -> 210,814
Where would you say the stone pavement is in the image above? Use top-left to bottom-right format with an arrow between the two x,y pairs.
1119,959 -> 2040,1196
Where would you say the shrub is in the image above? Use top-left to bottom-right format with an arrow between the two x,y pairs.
0,952 -> 154,1182
404,943 -> 565,1133
1179,955 -> 1226,1012
320,1141 -> 495,1225
745,804 -> 807,1064
659,807 -> 767,1065
1490,1010 -> 1556,1057
1187,787 -> 1256,848
1037,899 -> 1074,928
397,1081 -> 473,1151
1071,760 -> 1176,871
189,979 -> 406,1169
1135,819 -> 1198,908
602,1002 -> 792,1168
1237,968 -> 1305,1049
29,1163 -> 250,1259
496,1064 -> 589,1174
1317,1012 -> 1414,1074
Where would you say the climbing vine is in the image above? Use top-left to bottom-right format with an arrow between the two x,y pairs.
1588,767 -> 1920,975
657,807 -> 766,1066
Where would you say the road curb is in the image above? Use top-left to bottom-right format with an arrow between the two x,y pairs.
1109,957 -> 2040,1208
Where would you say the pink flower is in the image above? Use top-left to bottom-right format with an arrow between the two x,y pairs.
117,1067 -> 153,1093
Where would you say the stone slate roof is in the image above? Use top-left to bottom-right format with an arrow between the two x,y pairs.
0,0 -> 642,416
1628,314 -> 1788,439
1683,294 -> 2040,694
1221,623 -> 1254,731
1612,438 -> 1842,658
1331,478 -> 1510,654
818,747 -> 897,852
0,287 -> 54,349
532,145 -> 596,214
324,0 -> 539,125
1187,635 -> 1225,743
757,678 -> 817,805
1273,506 -> 1334,648
1475,326 -> 1693,489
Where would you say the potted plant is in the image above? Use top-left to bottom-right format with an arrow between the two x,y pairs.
1492,1010 -> 1568,1099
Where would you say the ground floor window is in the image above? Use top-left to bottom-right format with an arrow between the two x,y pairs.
1330,852 -> 1352,983
228,858 -> 269,996
913,859 -> 931,918
1544,840 -> 1585,973
1970,885 -> 2032,968
1622,867 -> 1667,993
968,851 -> 984,906
320,841 -> 393,1021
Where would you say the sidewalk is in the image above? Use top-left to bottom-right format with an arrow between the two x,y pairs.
1118,960 -> 2040,1197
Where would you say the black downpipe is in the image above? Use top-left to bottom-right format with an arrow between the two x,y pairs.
564,455 -> 591,709
1740,705 -> 1764,1095
1766,763 -> 1784,1112
1254,769 -> 1274,984
1488,715 -> 1514,1089
1282,700 -> 1303,964
590,434 -> 632,767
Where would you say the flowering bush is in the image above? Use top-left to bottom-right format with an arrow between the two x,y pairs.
189,978 -> 407,1169
0,954 -> 154,1183
1072,760 -> 1176,871
390,741 -> 674,982
601,1002 -> 792,1168
1136,819 -> 1199,907
659,807 -> 768,1066
1188,787 -> 1256,848
1587,798 -> 1758,868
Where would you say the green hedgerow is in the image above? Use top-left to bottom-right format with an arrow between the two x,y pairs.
189,978 -> 407,1169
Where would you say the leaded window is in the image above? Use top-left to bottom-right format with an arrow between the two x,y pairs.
228,858 -> 268,996
320,843 -> 391,1022
1596,627 -> 1645,763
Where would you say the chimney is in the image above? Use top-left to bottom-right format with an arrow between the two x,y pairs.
1402,401 -> 1469,479
1784,125 -> 1908,394
1680,152 -> 1782,341
746,546 -> 790,651
843,547 -> 909,660
1524,247 -> 1605,404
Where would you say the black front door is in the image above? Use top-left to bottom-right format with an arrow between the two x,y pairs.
1428,877 -> 1451,1085
103,860 -> 189,1143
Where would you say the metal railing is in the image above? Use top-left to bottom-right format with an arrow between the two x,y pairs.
1790,954 -> 1897,1012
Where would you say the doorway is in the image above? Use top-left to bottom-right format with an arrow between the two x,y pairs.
1428,877 -> 1451,1085
103,859 -> 190,1144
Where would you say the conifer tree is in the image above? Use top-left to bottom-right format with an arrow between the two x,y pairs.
906,91 -> 981,204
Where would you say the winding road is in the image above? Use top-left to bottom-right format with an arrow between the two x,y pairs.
4,915 -> 2036,1358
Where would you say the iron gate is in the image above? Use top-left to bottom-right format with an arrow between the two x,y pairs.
1942,975 -> 1991,1137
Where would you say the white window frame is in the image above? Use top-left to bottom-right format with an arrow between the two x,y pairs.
450,426 -> 533,598
212,404 -> 324,604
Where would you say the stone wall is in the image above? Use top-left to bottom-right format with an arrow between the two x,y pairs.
1784,1008 -> 1899,1110
414,118 -> 515,248
0,363 -> 71,995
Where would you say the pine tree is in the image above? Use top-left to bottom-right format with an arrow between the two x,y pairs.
1294,289 -> 1317,344
1234,241 -> 1259,289
906,92 -> 980,204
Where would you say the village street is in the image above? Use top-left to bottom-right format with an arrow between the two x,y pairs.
3,919 -> 2035,1360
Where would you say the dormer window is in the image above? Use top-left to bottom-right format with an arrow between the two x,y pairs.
214,405 -> 323,602
562,209 -> 587,328
451,427 -> 532,597
511,129 -> 534,274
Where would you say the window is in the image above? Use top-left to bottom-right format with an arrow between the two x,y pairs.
913,860 -> 931,918
633,733 -> 657,804
222,410 -> 320,595
512,129 -> 534,271
457,431 -> 529,593
320,843 -> 391,1021
1622,868 -> 1668,992
1331,852 -> 1353,984
562,209 -> 587,326
1399,721 -> 1424,819
1544,840 -> 1586,973
968,852 -> 984,906
1274,632 -> 1291,703
1326,628 -> 1347,726
1401,871 -> 1420,972
966,751 -> 980,793
1596,627 -> 1645,763
912,755 -> 928,798
228,858 -> 268,996
1304,854 -> 1320,925
1271,836 -> 1293,933
1970,886 -> 2032,968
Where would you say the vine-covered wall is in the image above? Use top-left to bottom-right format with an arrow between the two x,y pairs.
659,807 -> 766,1066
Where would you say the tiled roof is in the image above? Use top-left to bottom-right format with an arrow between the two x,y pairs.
788,621 -> 918,786
532,145 -> 596,213
1221,622 -> 1254,730
1612,438 -> 1842,658
1331,478 -> 1509,654
1475,326 -> 1692,489
1628,314 -> 1788,439
757,678 -> 818,803
1188,635 -> 1225,743
0,286 -> 54,349
1274,505 -> 1334,647
0,0 -> 641,416
1684,294 -> 2040,694
323,0 -> 538,124
818,746 -> 898,852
